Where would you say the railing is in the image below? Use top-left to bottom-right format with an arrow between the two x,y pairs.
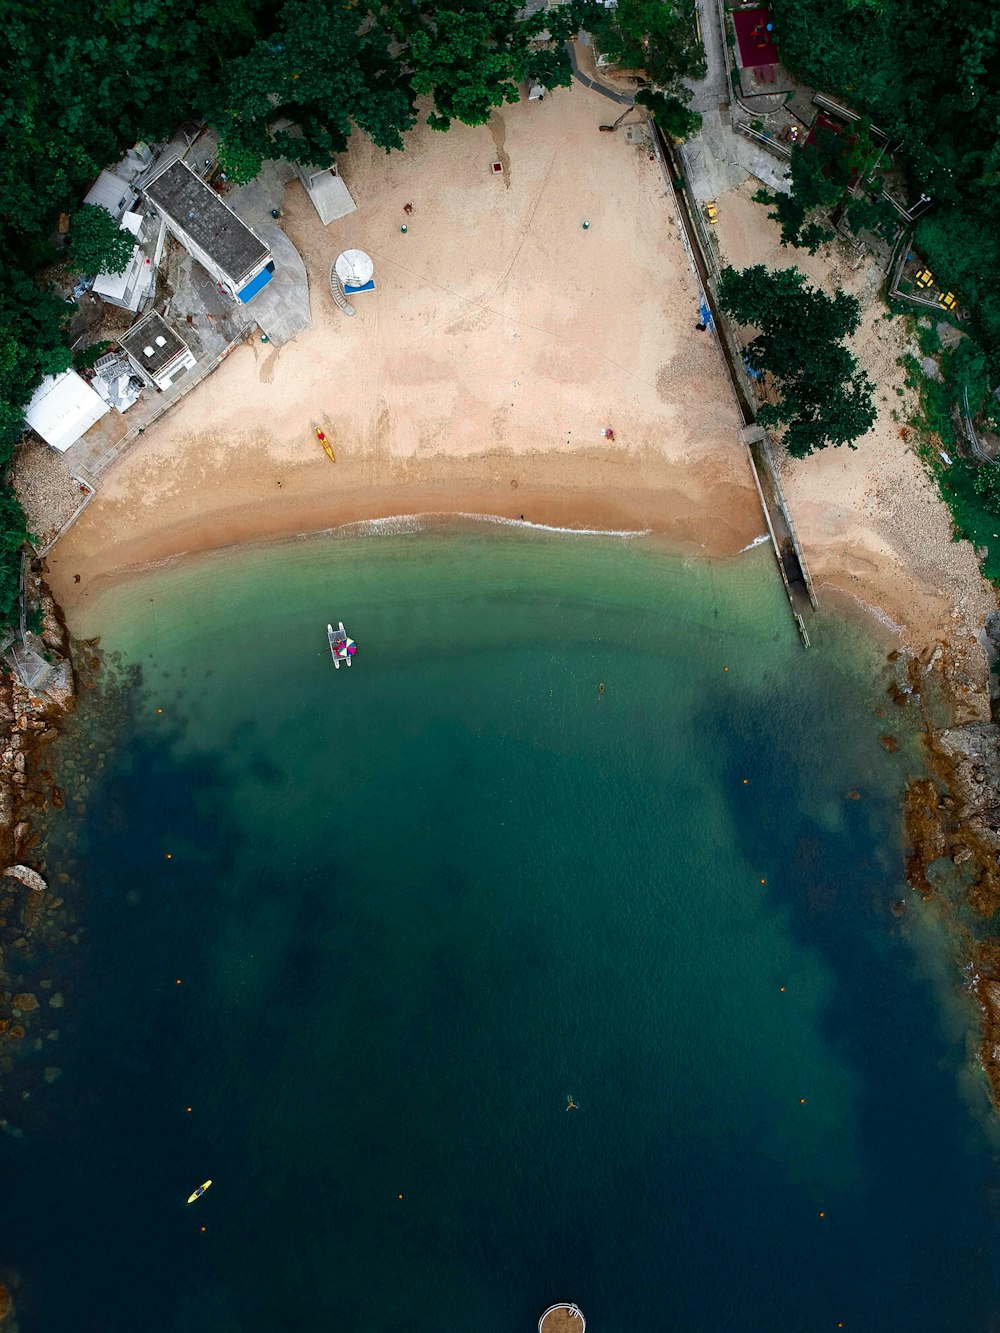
963,386 -> 995,466
734,121 -> 792,158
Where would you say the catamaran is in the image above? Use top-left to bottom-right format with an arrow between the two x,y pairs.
328,622 -> 357,669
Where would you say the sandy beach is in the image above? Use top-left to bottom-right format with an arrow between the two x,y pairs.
44,88 -> 995,648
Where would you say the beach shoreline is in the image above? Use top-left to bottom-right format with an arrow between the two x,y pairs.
35,93 -> 993,652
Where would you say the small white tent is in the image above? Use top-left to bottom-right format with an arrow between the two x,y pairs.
24,371 -> 109,452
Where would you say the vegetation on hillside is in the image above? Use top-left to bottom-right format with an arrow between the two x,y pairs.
68,205 -> 135,277
770,0 -> 1000,368
636,88 -> 701,142
591,0 -> 705,88
765,0 -> 1000,574
718,265 -> 876,457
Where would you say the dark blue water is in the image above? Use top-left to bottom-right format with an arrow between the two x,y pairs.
2,529 -> 998,1331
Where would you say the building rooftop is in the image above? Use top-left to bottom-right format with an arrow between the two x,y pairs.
24,371 -> 110,452
120,310 -> 191,377
84,169 -> 137,219
733,7 -> 779,68
144,157 -> 269,285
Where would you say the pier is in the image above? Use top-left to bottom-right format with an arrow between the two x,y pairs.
648,120 -> 818,646
539,1303 -> 586,1333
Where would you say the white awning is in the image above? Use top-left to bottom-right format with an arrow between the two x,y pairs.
24,371 -> 109,452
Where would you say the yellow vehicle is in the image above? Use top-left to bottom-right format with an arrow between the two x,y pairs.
914,267 -> 934,289
705,201 -> 719,225
938,291 -> 958,311
187,1180 -> 212,1204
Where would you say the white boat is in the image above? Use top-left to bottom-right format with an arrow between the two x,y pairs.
327,621 -> 357,669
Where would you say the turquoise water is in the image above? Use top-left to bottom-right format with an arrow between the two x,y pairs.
3,526 -> 999,1331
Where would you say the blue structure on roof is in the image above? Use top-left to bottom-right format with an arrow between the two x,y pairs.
238,263 -> 275,303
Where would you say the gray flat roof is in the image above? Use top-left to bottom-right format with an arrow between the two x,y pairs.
120,310 -> 190,375
144,158 -> 269,284
84,170 -> 137,218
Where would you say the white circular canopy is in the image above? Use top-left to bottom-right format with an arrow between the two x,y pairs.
335,249 -> 374,286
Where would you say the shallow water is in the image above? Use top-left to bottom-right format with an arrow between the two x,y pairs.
4,527 -> 999,1331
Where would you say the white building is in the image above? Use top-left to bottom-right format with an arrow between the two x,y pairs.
119,310 -> 197,392
143,156 -> 274,302
91,211 -> 157,312
83,169 -> 138,221
24,371 -> 110,452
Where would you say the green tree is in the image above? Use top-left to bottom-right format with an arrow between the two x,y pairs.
973,463 -> 1000,516
68,204 -> 135,275
0,272 -> 72,450
383,0 -> 601,132
0,486 -> 31,625
718,264 -> 876,457
636,89 -> 701,141
212,0 -> 418,174
592,0 -> 705,88
757,122 -> 879,253
0,271 -> 67,625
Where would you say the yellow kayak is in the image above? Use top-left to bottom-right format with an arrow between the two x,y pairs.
315,428 -> 336,462
187,1180 -> 212,1204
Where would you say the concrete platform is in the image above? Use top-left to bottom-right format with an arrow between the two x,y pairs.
245,225 -> 311,345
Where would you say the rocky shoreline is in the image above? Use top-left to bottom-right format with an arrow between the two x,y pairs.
0,563 -> 81,1331
899,621 -> 1000,1108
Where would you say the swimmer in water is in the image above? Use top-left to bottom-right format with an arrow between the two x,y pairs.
598,683 -> 605,698
566,1095 -> 578,1111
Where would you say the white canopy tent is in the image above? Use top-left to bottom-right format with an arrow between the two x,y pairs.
24,370 -> 109,452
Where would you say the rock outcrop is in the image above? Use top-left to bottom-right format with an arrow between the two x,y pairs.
3,865 -> 46,893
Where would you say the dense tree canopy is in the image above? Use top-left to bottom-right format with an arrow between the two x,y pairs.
68,205 -> 136,276
718,264 -> 877,457
770,0 -> 1000,363
592,0 -> 705,89
212,0 -> 601,179
636,89 -> 701,142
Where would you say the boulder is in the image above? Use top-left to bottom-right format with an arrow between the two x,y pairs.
3,865 -> 46,893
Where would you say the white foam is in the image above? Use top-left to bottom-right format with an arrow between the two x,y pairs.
739,534 -> 770,553
453,512 -> 651,539
317,512 -> 651,540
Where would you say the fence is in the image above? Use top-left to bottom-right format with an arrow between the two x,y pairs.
734,121 -> 792,158
963,386 -> 995,466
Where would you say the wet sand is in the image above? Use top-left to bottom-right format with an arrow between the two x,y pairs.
46,92 -> 995,651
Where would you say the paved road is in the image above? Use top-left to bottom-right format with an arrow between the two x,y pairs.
679,0 -> 791,199
564,41 -> 634,106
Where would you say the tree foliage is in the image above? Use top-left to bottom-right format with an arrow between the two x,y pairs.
69,205 -> 135,276
385,0 -> 599,133
718,264 -> 876,457
0,273 -> 68,624
636,89 -> 701,141
769,0 -> 1000,362
756,122 -> 881,253
592,0 -> 705,88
